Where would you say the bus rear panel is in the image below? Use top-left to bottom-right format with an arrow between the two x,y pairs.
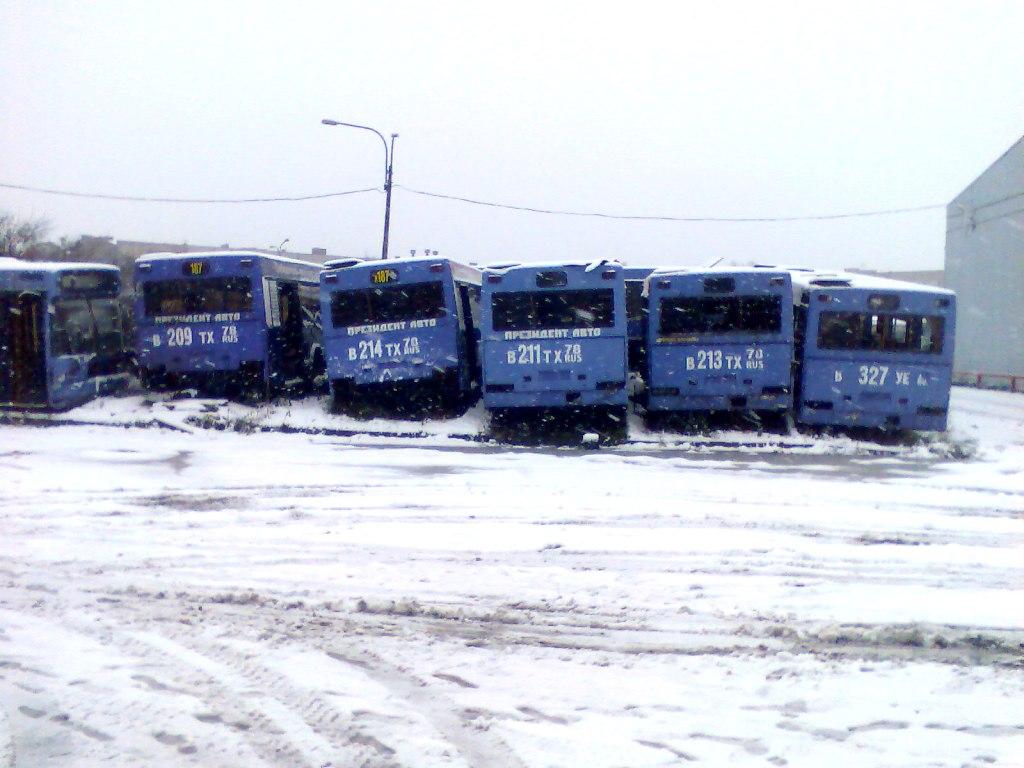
134,251 -> 322,396
0,260 -> 127,411
480,263 -> 628,410
795,273 -> 955,431
321,257 -> 481,405
645,269 -> 794,413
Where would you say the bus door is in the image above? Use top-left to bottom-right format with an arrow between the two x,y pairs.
457,283 -> 481,384
0,292 -> 47,406
265,279 -> 305,382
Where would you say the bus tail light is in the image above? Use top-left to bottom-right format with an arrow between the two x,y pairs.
650,386 -> 680,396
804,400 -> 834,410
486,383 -> 514,393
596,380 -> 624,391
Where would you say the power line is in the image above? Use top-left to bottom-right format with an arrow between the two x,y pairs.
946,204 -> 1024,234
395,185 -> 945,222
0,181 -> 381,203
0,178 -> 953,221
946,188 -> 1024,217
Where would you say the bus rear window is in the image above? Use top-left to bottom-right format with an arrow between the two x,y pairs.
491,289 -> 615,331
331,281 -> 446,327
659,295 -> 782,335
817,312 -> 944,354
51,298 -> 123,357
142,278 -> 253,316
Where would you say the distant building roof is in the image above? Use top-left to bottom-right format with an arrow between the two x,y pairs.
845,268 -> 945,289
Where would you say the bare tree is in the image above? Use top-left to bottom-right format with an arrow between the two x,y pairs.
0,212 -> 50,259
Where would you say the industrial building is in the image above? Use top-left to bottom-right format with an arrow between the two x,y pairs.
945,135 -> 1024,384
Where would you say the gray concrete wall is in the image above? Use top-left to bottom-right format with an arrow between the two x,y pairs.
945,137 -> 1024,376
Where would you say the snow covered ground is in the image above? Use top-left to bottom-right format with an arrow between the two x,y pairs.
1,387 -> 1022,767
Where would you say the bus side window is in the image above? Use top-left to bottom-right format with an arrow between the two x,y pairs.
468,285 -> 481,330
454,283 -> 467,332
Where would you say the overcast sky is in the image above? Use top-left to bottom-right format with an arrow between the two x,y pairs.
2,1 -> 1022,269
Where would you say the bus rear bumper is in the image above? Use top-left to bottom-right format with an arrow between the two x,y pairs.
483,386 -> 627,409
646,389 -> 791,413
797,402 -> 949,431
340,362 -> 461,388
139,363 -> 266,396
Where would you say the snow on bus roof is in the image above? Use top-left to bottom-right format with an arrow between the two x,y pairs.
135,250 -> 322,269
786,267 -> 954,295
0,258 -> 120,274
322,254 -> 472,271
482,259 -> 624,273
647,265 -> 790,279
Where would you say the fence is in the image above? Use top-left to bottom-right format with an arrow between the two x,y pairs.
954,372 -> 1024,393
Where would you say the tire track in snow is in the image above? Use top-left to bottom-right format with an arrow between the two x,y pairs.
0,608 -> 264,767
323,647 -> 528,768
0,705 -> 14,768
128,630 -> 378,768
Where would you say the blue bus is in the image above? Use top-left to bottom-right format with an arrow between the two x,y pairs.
644,267 -> 794,416
791,269 -> 955,431
320,256 -> 482,410
480,261 -> 628,419
623,266 -> 655,374
133,251 -> 324,398
0,259 -> 129,410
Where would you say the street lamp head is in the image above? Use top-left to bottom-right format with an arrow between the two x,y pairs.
322,119 -> 339,126
391,133 -> 399,138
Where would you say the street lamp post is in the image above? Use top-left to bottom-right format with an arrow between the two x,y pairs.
321,119 -> 399,260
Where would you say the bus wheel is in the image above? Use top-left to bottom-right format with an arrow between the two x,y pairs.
643,409 -> 666,431
605,406 -> 629,442
440,370 -> 463,415
330,380 -> 354,414
239,363 -> 268,403
138,367 -> 164,391
309,348 -> 327,394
